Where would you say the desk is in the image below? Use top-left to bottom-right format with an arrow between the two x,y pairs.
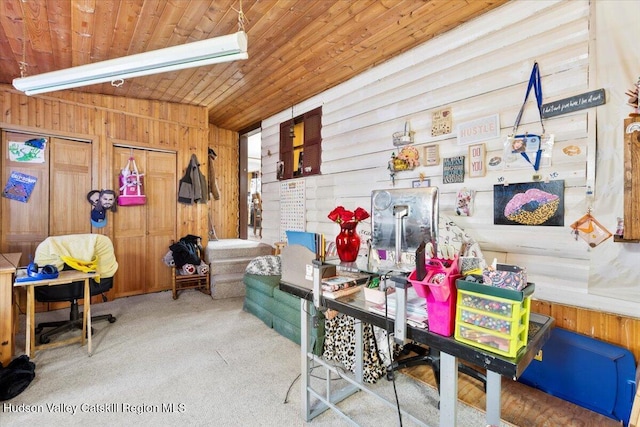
0,253 -> 20,366
13,270 -> 99,357
280,280 -> 554,427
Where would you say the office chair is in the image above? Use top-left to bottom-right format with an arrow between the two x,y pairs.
32,234 -> 118,344
387,342 -> 487,398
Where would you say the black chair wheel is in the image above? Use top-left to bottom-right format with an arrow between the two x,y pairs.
386,370 -> 396,381
108,316 -> 116,323
39,335 -> 50,344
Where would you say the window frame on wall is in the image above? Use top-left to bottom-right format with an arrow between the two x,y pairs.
278,106 -> 322,180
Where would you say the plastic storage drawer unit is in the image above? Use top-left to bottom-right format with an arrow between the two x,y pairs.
454,280 -> 534,358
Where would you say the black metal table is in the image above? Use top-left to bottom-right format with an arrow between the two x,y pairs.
280,279 -> 554,426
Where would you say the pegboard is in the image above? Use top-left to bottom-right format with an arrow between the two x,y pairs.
279,179 -> 305,241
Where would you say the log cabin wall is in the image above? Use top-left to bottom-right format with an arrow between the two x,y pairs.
531,300 -> 640,363
0,83 -> 210,296
259,0 -> 640,355
209,124 -> 240,239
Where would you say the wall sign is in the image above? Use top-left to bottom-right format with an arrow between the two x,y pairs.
457,114 -> 500,145
541,89 -> 606,118
443,156 -> 465,184
431,107 -> 452,136
412,179 -> 431,188
468,143 -> 486,178
423,144 -> 439,166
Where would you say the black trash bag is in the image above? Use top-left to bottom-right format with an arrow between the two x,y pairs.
0,355 -> 36,401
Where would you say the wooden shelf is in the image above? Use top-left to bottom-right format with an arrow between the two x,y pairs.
623,117 -> 640,240
613,235 -> 640,243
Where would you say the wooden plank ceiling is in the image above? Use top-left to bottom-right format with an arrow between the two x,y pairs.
0,0 -> 509,132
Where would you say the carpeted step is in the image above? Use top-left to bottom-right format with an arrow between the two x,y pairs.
206,239 -> 275,299
206,240 -> 273,262
210,257 -> 255,275
211,273 -> 245,299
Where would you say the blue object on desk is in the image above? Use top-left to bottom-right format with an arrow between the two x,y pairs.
286,231 -> 316,253
519,328 -> 637,426
15,265 -> 59,282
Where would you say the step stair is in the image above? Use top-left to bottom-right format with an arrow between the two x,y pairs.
206,239 -> 273,299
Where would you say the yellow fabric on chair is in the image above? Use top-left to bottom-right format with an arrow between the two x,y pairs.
34,234 -> 119,281
59,255 -> 98,273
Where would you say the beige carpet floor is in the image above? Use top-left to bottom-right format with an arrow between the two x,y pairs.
2,290 -> 506,426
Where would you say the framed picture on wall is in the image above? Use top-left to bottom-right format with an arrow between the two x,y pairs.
468,143 -> 486,178
493,180 -> 565,226
412,179 -> 431,188
423,144 -> 439,166
443,156 -> 465,184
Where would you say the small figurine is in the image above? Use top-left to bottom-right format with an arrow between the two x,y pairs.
388,152 -> 397,185
616,217 -> 624,237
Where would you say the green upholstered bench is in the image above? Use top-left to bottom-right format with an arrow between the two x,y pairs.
243,268 -> 324,355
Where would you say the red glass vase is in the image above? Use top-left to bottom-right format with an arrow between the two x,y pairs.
335,221 -> 361,262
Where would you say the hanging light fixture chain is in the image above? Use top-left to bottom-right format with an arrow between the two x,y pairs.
233,0 -> 248,32
19,0 -> 29,78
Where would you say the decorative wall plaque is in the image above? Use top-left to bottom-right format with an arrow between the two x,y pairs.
541,89 -> 606,118
468,143 -> 486,178
457,114 -> 500,145
443,156 -> 465,184
431,108 -> 452,136
424,144 -> 439,166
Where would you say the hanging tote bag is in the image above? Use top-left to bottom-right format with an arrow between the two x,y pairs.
118,156 -> 146,206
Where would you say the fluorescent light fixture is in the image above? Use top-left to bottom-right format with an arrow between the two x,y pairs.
13,31 -> 248,95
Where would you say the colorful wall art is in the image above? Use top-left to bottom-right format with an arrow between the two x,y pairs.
2,171 -> 37,203
493,180 -> 564,226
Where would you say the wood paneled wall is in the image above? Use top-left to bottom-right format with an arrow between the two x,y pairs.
531,300 -> 640,363
209,124 -> 239,239
0,83 -> 210,253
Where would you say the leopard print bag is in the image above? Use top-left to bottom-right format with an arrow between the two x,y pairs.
323,313 -> 386,384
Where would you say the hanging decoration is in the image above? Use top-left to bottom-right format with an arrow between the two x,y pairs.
392,121 -> 414,146
118,155 -> 146,206
503,62 -> 554,178
570,210 -> 612,248
88,189 -> 117,228
388,146 -> 420,171
387,146 -> 420,185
